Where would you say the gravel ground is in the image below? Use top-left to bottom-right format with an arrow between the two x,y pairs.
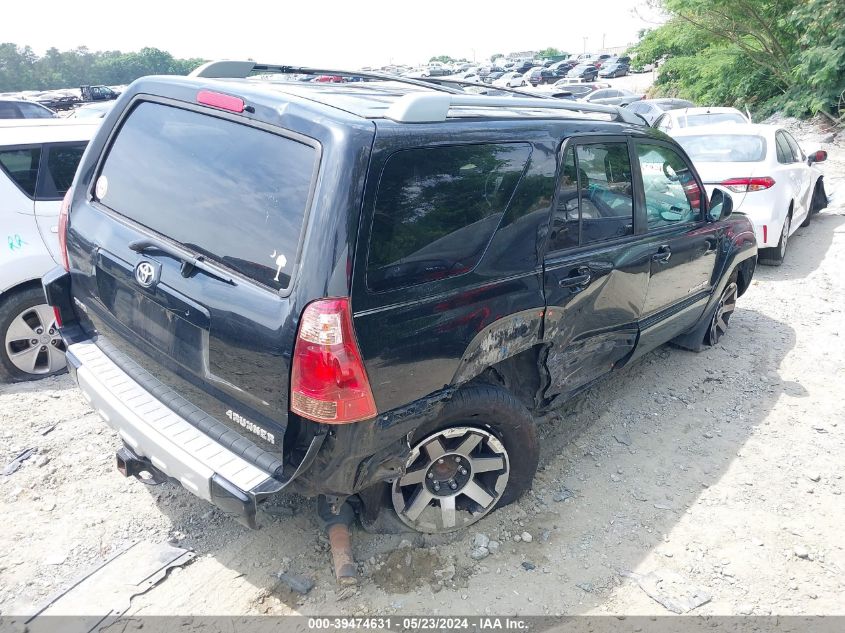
1,118 -> 843,618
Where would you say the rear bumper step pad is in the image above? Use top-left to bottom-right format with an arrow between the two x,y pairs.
67,340 -> 275,528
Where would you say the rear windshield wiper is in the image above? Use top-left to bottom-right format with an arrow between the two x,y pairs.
129,239 -> 236,286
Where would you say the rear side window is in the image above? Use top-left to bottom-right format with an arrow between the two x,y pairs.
36,143 -> 86,199
367,143 -> 531,292
0,147 -> 41,197
775,133 -> 794,164
18,103 -> 54,119
0,102 -> 23,119
97,102 -> 317,291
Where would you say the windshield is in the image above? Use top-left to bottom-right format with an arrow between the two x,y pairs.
682,112 -> 747,127
677,134 -> 767,162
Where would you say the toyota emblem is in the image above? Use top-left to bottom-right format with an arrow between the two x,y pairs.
134,261 -> 156,288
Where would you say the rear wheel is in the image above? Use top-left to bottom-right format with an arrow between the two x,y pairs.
0,287 -> 67,382
759,213 -> 790,266
390,384 -> 538,533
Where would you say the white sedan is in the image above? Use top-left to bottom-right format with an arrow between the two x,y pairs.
653,106 -> 749,133
673,123 -> 828,265
492,72 -> 526,88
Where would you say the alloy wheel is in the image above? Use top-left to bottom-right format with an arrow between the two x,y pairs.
708,282 -> 737,346
392,426 -> 509,533
4,304 -> 66,375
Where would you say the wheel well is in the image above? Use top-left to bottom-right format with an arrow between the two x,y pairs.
0,278 -> 44,305
735,257 -> 755,297
467,345 -> 544,413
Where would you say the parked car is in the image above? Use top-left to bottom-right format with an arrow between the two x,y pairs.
492,71 -> 527,88
594,54 -> 613,68
0,119 -> 97,381
533,81 -> 610,99
525,67 -> 557,86
67,101 -> 116,119
598,62 -> 629,78
653,107 -> 749,133
625,98 -> 696,125
44,61 -> 756,535
674,123 -> 827,266
567,64 -> 599,81
0,99 -> 57,120
581,88 -> 642,106
549,60 -> 577,74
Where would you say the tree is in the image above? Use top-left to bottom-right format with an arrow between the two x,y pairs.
627,0 -> 845,118
429,55 -> 456,64
0,43 -> 207,91
538,47 -> 562,59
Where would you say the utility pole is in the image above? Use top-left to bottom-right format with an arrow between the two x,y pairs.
602,33 -> 606,52
583,36 -> 588,53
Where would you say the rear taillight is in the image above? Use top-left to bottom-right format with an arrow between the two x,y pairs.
290,298 -> 377,424
52,306 -> 63,328
58,189 -> 71,271
721,177 -> 775,193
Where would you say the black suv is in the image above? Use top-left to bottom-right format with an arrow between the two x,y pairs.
44,61 -> 757,534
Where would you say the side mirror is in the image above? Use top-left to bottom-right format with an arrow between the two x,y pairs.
808,150 -> 827,165
708,188 -> 734,221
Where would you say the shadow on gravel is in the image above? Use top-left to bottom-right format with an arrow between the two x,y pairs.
754,211 -> 845,281
519,303 -> 796,612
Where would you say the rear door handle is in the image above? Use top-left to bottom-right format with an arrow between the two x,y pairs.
558,267 -> 592,289
652,245 -> 671,264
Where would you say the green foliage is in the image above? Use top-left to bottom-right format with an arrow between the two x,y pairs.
0,43 -> 205,92
538,47 -> 562,58
429,55 -> 456,64
627,0 -> 845,118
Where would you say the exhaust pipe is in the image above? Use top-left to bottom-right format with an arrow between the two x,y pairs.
317,496 -> 357,586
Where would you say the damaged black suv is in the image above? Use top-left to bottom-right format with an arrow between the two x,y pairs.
44,61 -> 757,534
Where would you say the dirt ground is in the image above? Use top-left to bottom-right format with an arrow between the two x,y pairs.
1,118 -> 843,619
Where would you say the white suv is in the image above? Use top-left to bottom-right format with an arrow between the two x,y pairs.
0,119 -> 98,381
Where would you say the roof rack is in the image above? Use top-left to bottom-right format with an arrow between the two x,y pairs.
415,77 -> 557,100
384,93 -> 644,124
189,60 -> 466,95
188,60 -> 643,125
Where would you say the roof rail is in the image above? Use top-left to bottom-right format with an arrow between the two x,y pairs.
188,60 -> 466,94
383,93 -> 644,125
188,60 -> 643,125
415,77 -> 556,100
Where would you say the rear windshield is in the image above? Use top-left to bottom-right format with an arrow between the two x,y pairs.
677,134 -> 766,162
683,112 -> 746,127
97,102 -> 316,291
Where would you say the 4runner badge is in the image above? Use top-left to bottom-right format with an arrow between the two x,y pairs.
134,261 -> 156,288
226,410 -> 275,444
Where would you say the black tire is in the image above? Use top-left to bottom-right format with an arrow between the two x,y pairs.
759,212 -> 791,266
0,286 -> 67,382
388,383 -> 539,533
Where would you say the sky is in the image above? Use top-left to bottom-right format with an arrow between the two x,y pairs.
2,0 -> 664,68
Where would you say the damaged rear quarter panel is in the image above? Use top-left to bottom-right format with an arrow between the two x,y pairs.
451,308 -> 545,385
